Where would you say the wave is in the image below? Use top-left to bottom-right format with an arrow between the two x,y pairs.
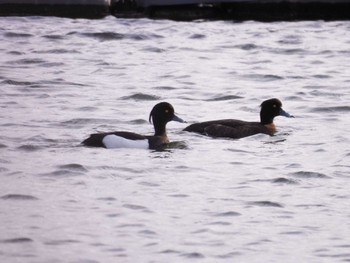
121,93 -> 161,101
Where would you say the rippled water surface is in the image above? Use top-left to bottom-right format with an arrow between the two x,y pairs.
1,16 -> 350,262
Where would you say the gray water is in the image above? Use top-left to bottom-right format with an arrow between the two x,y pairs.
1,16 -> 350,262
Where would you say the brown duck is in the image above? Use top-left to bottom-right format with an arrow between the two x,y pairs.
183,98 -> 293,139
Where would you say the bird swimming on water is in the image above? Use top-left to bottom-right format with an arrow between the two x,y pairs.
82,102 -> 185,149
183,98 -> 293,139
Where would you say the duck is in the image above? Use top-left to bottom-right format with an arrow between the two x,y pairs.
82,102 -> 185,149
183,98 -> 293,139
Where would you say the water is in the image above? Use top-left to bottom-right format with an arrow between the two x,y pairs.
1,16 -> 350,262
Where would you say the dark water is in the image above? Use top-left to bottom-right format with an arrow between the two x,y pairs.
1,16 -> 350,262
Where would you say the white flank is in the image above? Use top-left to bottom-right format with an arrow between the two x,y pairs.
102,135 -> 149,149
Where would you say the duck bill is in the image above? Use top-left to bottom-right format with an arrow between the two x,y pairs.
280,109 -> 294,118
172,114 -> 186,123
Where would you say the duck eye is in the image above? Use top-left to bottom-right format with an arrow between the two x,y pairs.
273,104 -> 277,108
165,109 -> 169,113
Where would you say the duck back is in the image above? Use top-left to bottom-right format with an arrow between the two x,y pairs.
82,131 -> 146,148
184,119 -> 271,139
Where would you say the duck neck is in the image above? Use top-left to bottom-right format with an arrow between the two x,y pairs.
260,112 -> 274,125
260,113 -> 276,134
153,122 -> 167,137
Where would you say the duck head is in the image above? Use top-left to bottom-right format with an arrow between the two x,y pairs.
260,98 -> 294,125
149,102 -> 185,136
